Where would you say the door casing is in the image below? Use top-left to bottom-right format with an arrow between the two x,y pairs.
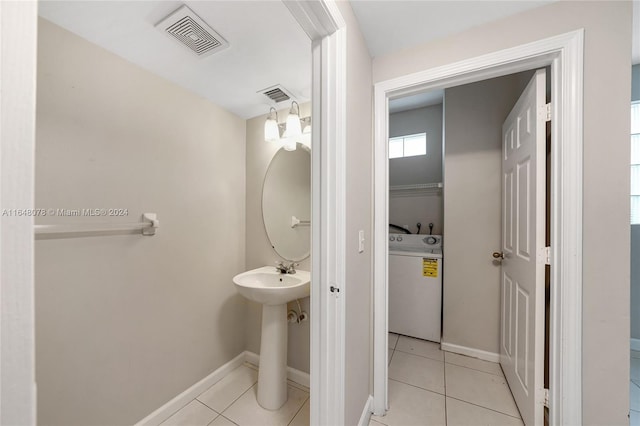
372,30 -> 584,426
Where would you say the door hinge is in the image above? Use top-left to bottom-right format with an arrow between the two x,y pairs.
544,103 -> 551,122
543,246 -> 551,265
543,388 -> 550,408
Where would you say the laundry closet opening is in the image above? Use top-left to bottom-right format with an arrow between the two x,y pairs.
382,68 -> 552,426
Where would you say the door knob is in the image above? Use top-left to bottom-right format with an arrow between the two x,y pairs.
492,251 -> 505,259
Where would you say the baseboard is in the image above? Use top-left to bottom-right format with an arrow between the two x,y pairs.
631,338 -> 640,352
134,351 -> 246,426
357,395 -> 374,426
243,351 -> 310,388
441,341 -> 500,363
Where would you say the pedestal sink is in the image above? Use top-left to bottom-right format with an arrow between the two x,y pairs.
232,266 -> 310,410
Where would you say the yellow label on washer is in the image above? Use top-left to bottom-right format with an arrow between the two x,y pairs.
423,258 -> 438,277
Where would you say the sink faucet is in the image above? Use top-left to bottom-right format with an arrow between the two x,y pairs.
275,261 -> 298,274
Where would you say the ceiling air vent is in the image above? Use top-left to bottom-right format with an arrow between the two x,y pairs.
156,5 -> 229,58
259,85 -> 295,104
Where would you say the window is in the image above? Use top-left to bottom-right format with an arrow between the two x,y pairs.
632,101 -> 640,224
389,133 -> 427,159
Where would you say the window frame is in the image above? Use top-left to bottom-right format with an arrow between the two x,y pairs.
388,132 -> 427,159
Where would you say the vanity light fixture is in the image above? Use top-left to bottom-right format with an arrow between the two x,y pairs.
263,102 -> 311,151
264,107 -> 280,142
285,101 -> 302,139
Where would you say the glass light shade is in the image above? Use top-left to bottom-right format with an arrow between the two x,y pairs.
286,111 -> 302,139
264,117 -> 279,142
301,124 -> 311,147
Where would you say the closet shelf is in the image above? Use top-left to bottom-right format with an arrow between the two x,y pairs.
389,182 -> 442,197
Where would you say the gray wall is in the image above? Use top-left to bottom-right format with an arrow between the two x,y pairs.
632,63 -> 640,341
389,105 -> 443,186
35,19 -> 247,425
373,2 -> 632,423
336,1 -> 374,425
443,73 -> 531,355
245,103 -> 311,374
389,105 -> 443,234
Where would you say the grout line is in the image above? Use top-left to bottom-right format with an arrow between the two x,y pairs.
632,380 -> 640,390
194,398 -> 220,415
443,353 -> 503,377
394,347 -> 445,363
286,395 -> 310,426
390,333 -> 399,350
445,395 -> 523,421
445,362 -> 508,381
158,398 -> 200,425
388,378 -> 445,397
444,358 -> 448,426
200,377 -> 258,418
389,348 -> 394,366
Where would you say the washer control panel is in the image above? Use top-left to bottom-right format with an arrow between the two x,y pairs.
389,233 -> 442,251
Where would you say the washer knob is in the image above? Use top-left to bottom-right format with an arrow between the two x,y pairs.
425,236 -> 437,245
389,236 -> 395,241
397,236 -> 403,242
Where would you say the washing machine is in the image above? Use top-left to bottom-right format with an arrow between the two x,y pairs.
388,233 -> 442,342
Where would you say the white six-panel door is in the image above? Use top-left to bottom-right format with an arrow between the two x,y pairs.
500,69 -> 546,426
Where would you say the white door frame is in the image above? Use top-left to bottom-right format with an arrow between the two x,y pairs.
0,1 -> 38,424
284,1 -> 347,425
372,30 -> 584,426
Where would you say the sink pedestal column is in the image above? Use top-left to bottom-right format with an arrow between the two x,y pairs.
257,303 -> 287,410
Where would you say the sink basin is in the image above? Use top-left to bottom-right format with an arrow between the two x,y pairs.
232,266 -> 310,305
232,265 -> 310,410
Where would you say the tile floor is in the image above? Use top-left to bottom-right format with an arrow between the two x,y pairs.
159,363 -> 309,426
631,350 -> 640,425
159,335 -> 524,426
371,333 -> 524,426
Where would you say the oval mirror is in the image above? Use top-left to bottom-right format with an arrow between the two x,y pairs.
262,143 -> 311,261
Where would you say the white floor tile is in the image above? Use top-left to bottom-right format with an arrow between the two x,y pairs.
389,333 -> 399,349
445,352 -> 503,376
369,420 -> 386,426
197,365 -> 258,413
446,397 -> 523,426
631,381 -> 640,412
388,349 -> 393,365
209,415 -> 238,426
371,379 -> 445,426
445,363 -> 520,418
288,398 -> 309,426
161,400 -> 218,426
632,350 -> 640,360
388,350 -> 445,394
395,336 -> 444,361
222,384 -> 308,426
631,409 -> 640,426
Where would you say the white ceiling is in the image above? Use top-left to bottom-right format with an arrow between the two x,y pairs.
351,0 -> 640,64
38,1 -> 311,119
389,90 -> 443,114
38,0 -> 640,120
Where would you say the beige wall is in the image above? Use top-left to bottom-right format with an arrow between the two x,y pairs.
335,1 -> 374,425
374,2 -> 632,423
35,19 -> 247,425
443,73 -> 530,355
245,103 -> 311,373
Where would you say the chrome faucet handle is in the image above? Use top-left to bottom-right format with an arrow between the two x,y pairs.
274,261 -> 287,273
285,262 -> 299,274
